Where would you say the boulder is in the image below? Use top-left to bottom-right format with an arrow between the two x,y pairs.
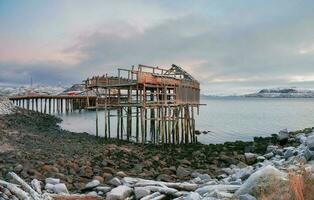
263,152 -> 274,159
53,183 -> 69,194
45,183 -> 54,193
235,165 -> 288,196
306,135 -> 314,150
45,178 -> 60,185
244,153 -> 257,165
85,180 -> 100,190
116,171 -> 127,178
157,174 -> 174,182
108,177 -> 121,186
278,129 -> 289,141
106,185 -> 132,200
304,148 -> 314,161
266,145 -> 278,153
13,164 -> 23,173
176,166 -> 191,179
256,156 -> 265,162
284,148 -> 295,159
95,186 -> 112,193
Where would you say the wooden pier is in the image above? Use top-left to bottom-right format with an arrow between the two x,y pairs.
9,95 -> 96,114
85,64 -> 201,144
9,64 -> 202,145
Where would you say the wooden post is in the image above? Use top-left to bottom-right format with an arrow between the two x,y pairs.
44,99 -> 47,114
35,99 -> 38,112
27,99 -> 30,110
140,107 -> 145,143
48,98 -> 51,114
120,107 -> 124,140
31,99 -> 34,111
96,98 -> 99,137
60,99 -> 63,114
117,108 -> 120,140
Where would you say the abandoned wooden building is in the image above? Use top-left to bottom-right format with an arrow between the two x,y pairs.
84,64 -> 201,144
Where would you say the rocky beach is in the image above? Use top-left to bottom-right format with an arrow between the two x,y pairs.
1,98 -> 314,200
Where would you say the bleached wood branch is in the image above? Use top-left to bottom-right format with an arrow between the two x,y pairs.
9,172 -> 42,200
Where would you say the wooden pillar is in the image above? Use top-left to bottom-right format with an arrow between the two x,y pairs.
96,98 -> 99,137
60,99 -> 63,114
44,99 -> 47,114
117,108 -> 120,140
126,87 -> 132,141
120,107 -> 124,140
31,99 -> 34,111
140,107 -> 145,143
35,99 -> 38,112
56,99 -> 59,113
26,99 -> 30,110
49,98 -> 51,114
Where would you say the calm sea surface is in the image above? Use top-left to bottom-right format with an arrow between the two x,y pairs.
59,97 -> 314,144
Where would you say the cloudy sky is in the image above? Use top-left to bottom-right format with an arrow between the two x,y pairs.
1,0 -> 314,94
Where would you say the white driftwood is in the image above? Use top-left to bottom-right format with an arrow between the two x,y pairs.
31,179 -> 42,194
135,180 -> 198,191
9,172 -> 42,200
151,194 -> 166,200
0,179 -> 30,199
140,192 -> 162,200
49,193 -> 100,200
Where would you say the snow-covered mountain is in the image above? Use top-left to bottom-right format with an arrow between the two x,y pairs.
244,88 -> 314,98
0,84 -> 68,96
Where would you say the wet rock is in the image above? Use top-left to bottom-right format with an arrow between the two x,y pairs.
176,166 -> 191,179
306,135 -> 314,150
284,147 -> 295,159
263,152 -> 274,159
13,164 -> 23,173
45,177 -> 60,185
116,171 -> 127,178
157,174 -> 174,182
85,180 -> 100,190
240,194 -> 257,200
106,185 -> 132,200
108,177 -> 121,186
93,175 -> 104,183
278,129 -> 289,141
95,186 -> 111,193
256,156 -> 265,162
102,172 -> 113,181
244,153 -> 257,165
53,183 -> 69,194
87,191 -> 98,196
304,148 -> 314,161
266,145 -> 278,153
45,183 -> 55,193
103,167 -> 115,174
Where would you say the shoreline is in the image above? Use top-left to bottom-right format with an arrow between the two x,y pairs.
1,106 -> 314,199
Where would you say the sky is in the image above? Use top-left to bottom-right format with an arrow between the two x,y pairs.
1,0 -> 314,95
